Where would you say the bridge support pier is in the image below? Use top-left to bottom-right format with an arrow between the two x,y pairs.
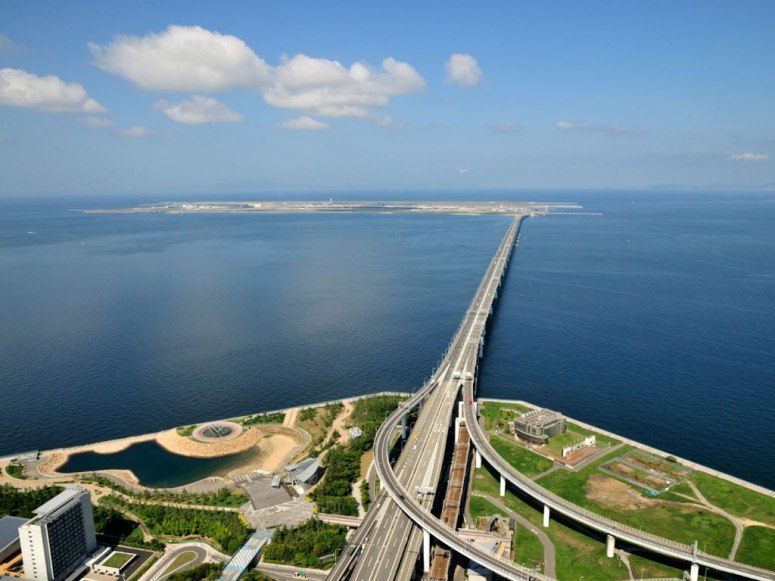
401,416 -> 407,440
606,534 -> 615,558
423,530 -> 431,573
454,419 -> 460,443
543,505 -> 550,528
499,475 -> 506,497
689,563 -> 699,581
475,449 -> 482,469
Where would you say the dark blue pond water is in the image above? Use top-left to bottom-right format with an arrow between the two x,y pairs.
58,441 -> 258,488
2,191 -> 774,488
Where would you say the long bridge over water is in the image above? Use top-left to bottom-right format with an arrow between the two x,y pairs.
324,212 -> 775,581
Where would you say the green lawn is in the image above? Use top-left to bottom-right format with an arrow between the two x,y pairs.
489,435 -> 554,477
513,523 -> 545,572
166,551 -> 198,575
479,401 -> 531,431
537,447 -> 735,556
471,466 -> 683,579
102,552 -> 134,569
736,526 -> 775,570
691,472 -> 775,527
469,496 -> 505,523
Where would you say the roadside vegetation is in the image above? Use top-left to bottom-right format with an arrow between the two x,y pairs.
92,505 -> 162,550
480,402 -> 531,431
470,467 -> 683,579
690,471 -> 775,526
101,496 -> 250,554
489,435 -> 554,477
297,402 -> 343,455
241,412 -> 286,426
537,446 -> 735,556
166,563 -> 222,581
0,484 -> 62,517
736,526 -> 775,570
262,518 -> 347,570
309,395 -> 403,516
82,475 -> 246,507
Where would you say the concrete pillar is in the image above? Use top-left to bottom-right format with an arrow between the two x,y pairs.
475,449 -> 482,469
605,534 -> 615,558
542,505 -> 550,528
499,474 -> 506,497
454,419 -> 460,443
423,530 -> 431,572
401,416 -> 407,440
458,401 -> 464,418
688,563 -> 699,581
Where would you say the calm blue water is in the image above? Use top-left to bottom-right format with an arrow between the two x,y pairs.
58,441 -> 259,488
1,192 -> 774,489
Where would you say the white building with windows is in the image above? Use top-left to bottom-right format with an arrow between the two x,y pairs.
19,485 -> 97,581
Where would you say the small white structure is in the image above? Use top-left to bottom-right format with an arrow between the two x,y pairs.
348,427 -> 363,440
562,436 -> 596,458
92,550 -> 136,576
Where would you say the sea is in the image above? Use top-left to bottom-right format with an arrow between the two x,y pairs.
1,191 -> 774,489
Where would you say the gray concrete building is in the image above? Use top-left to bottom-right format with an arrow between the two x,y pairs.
19,485 -> 97,581
512,409 -> 566,444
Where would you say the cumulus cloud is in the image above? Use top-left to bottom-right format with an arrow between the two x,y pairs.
264,55 -> 425,117
154,95 -> 243,124
557,120 -> 641,136
78,117 -> 115,128
89,25 -> 271,92
0,68 -> 105,113
444,53 -> 482,87
376,115 -> 407,129
278,116 -> 330,130
116,125 -> 153,138
90,26 -> 425,118
729,152 -> 768,161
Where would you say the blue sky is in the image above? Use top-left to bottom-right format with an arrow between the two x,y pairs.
1,1 -> 773,196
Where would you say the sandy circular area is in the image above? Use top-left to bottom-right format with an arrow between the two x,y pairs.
157,427 -> 262,458
191,421 -> 243,443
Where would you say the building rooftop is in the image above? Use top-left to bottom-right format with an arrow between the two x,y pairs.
27,485 -> 89,527
0,516 -> 28,551
516,408 -> 565,427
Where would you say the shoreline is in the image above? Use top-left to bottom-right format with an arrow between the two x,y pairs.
480,397 -> 775,500
4,393 -> 773,501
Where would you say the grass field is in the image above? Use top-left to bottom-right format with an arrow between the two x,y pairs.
469,496 -> 505,523
479,401 -> 531,431
537,447 -> 735,556
489,435 -> 554,477
691,471 -> 775,527
736,526 -> 775,570
513,523 -> 545,572
102,551 -> 134,569
470,467 -> 682,579
167,551 -> 198,575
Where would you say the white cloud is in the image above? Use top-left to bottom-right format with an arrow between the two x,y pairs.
264,55 -> 425,117
444,53 -> 482,87
116,125 -> 153,138
89,25 -> 271,92
154,95 -> 243,124
557,120 -> 641,136
90,26 -> 425,118
78,117 -> 115,128
0,33 -> 21,54
729,152 -> 768,161
278,116 -> 330,130
0,68 -> 105,113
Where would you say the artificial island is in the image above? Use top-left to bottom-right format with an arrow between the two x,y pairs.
2,202 -> 774,581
